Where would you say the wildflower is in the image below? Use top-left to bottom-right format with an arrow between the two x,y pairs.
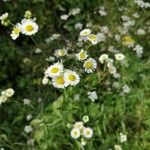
69,8 -> 81,16
87,91 -> 98,102
24,125 -> 33,133
45,62 -> 63,78
74,122 -> 84,130
64,70 -> 80,86
81,138 -> 86,146
74,23 -> 83,30
74,94 -> 80,101
82,115 -> 89,123
23,98 -> 31,105
26,114 -> 33,121
45,34 -> 61,44
60,14 -> 69,20
80,29 -> 91,37
21,19 -> 38,36
0,95 -> 7,105
76,49 -> 88,61
137,29 -> 145,35
52,74 -> 68,89
133,45 -> 143,57
54,48 -> 68,57
35,48 -> 42,53
122,35 -> 135,47
122,84 -> 131,93
71,128 -> 80,139
99,54 -> 109,64
3,88 -> 14,97
42,77 -> 49,85
114,145 -> 122,150
24,11 -> 32,19
115,53 -> 125,61
108,65 -> 117,74
83,58 -> 97,73
87,34 -> 98,45
10,23 -> 21,40
120,133 -> 127,143
0,12 -> 10,26
83,127 -> 93,139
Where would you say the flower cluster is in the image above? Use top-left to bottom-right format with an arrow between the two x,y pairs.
70,120 -> 93,146
0,11 -> 38,40
0,88 -> 14,105
43,62 -> 80,89
0,12 -> 10,26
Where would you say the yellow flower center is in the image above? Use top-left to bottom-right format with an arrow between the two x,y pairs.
56,76 -> 65,85
123,36 -> 134,44
58,50 -> 65,56
86,130 -> 90,135
85,61 -> 93,69
25,25 -> 34,32
13,28 -> 20,34
79,52 -> 86,59
51,67 -> 59,73
73,131 -> 78,136
68,74 -> 76,81
88,35 -> 96,41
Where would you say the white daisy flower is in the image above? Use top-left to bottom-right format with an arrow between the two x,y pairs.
23,98 -> 31,105
83,58 -> 97,73
21,19 -> 38,36
83,127 -> 93,139
0,12 -> 8,20
52,74 -> 68,89
115,53 -> 125,61
54,48 -> 68,57
74,122 -> 84,130
80,28 -> 91,37
64,70 -> 80,86
108,65 -> 117,74
71,128 -> 80,139
114,145 -> 122,150
99,54 -> 109,64
24,125 -> 33,133
82,115 -> 89,123
10,23 -> 22,40
87,34 -> 98,45
60,14 -> 69,20
42,77 -> 49,85
4,88 -> 14,98
76,49 -> 88,61
120,133 -> 127,143
0,95 -> 7,105
45,62 -> 63,78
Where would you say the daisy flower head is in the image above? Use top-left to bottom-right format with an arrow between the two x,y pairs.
80,28 -> 91,37
87,34 -> 98,45
83,127 -> 93,139
52,74 -> 68,89
115,53 -> 125,61
4,88 -> 14,98
74,122 -> 84,130
0,12 -> 8,21
45,62 -> 63,78
54,48 -> 68,57
99,54 -> 109,64
21,19 -> 38,36
10,23 -> 22,40
83,58 -> 97,73
76,49 -> 88,61
64,70 -> 80,86
122,35 -> 134,47
71,128 -> 80,139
